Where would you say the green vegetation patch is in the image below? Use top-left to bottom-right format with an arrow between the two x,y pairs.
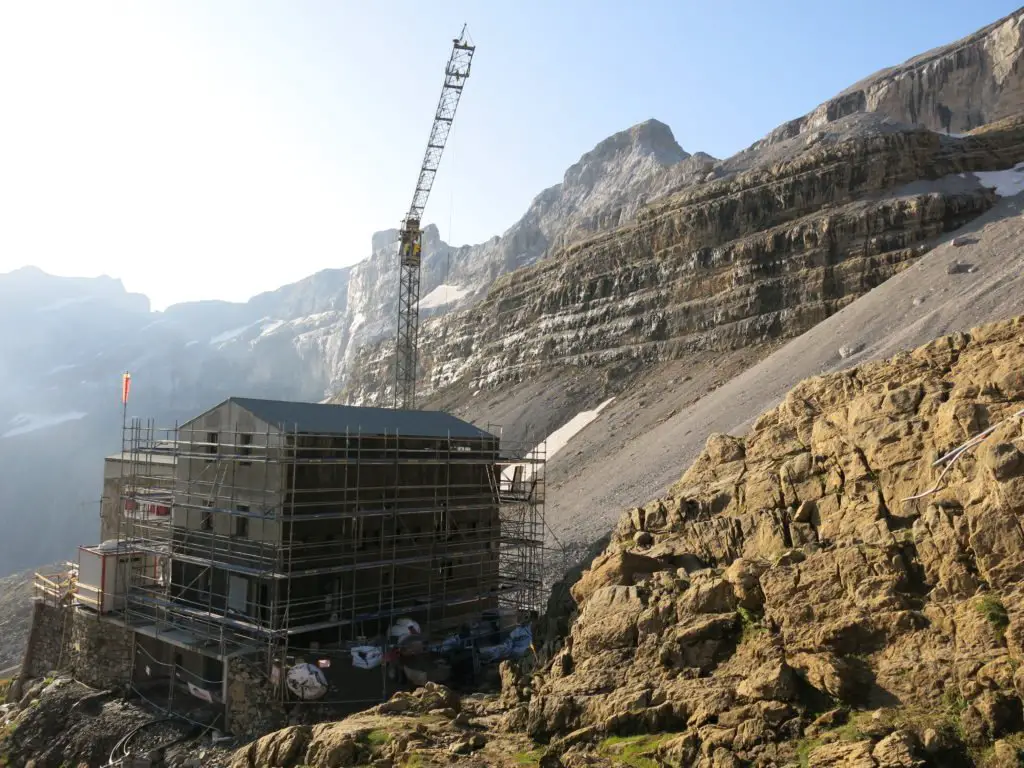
513,747 -> 544,765
597,733 -> 679,768
976,594 -> 1010,642
364,728 -> 392,746
737,606 -> 766,643
795,736 -> 823,768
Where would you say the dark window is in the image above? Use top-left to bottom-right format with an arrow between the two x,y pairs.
201,502 -> 213,531
257,583 -> 270,623
204,431 -> 218,462
239,433 -> 252,466
235,506 -> 249,537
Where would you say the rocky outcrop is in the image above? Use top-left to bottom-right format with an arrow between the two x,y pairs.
229,683 -> 534,768
515,316 -> 1024,765
0,676 -> 237,768
340,116 -> 1024,405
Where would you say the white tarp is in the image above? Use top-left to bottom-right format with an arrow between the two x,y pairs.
351,645 -> 383,670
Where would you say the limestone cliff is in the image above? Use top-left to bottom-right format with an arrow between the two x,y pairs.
339,115 -> 1024,407
339,6 -> 1024,410
751,7 -> 1024,147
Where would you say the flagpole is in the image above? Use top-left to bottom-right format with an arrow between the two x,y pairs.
121,372 -> 131,446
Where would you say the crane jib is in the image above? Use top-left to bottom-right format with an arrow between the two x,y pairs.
393,28 -> 475,411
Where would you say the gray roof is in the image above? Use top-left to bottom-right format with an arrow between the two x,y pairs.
228,397 -> 497,440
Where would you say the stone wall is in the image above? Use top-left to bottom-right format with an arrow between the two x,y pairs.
19,601 -> 73,682
12,601 -> 132,699
68,610 -> 133,690
226,657 -> 285,739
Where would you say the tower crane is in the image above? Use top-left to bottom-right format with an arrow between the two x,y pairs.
393,26 -> 475,410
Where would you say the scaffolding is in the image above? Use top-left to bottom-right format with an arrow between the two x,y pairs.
111,413 -> 545,714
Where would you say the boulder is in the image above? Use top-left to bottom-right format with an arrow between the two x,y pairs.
571,551 -> 667,606
871,730 -> 923,767
736,660 -> 797,702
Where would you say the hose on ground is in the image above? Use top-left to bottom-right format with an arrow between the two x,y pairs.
105,716 -> 174,767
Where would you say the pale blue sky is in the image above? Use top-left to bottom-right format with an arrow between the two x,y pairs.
0,1 -> 1018,309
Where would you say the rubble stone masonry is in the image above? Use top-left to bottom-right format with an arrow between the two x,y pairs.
14,601 -> 132,697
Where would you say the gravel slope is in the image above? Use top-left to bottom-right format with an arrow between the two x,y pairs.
546,192 -> 1024,547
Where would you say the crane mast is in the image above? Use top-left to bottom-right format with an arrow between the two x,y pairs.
394,26 -> 475,410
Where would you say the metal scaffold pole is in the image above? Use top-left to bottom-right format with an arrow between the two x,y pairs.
104,400 -> 544,713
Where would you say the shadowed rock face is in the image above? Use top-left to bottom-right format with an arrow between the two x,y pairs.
515,317 -> 1024,765
339,116 -> 1024,406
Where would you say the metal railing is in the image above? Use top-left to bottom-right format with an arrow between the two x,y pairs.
33,566 -> 78,607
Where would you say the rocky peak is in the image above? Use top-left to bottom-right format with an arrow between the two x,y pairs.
502,118 -> 701,261
371,228 -> 399,254
563,118 -> 688,188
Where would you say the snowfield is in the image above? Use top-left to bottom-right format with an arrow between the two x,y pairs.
1,411 -> 89,439
420,284 -> 469,309
965,162 -> 1024,196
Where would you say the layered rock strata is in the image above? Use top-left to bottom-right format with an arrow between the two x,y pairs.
340,117 -> 1024,406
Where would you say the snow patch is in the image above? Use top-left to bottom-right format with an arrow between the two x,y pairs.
543,397 -> 616,459
209,324 -> 253,346
420,284 -> 469,310
1,411 -> 89,438
259,320 -> 286,337
962,163 -> 1024,196
502,398 -> 616,483
350,312 -> 367,335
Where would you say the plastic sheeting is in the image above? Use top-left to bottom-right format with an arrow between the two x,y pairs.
351,645 -> 383,670
478,625 -> 533,664
389,618 -> 421,642
286,663 -> 328,700
349,623 -> 534,672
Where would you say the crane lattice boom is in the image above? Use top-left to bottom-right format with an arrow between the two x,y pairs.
394,26 -> 475,411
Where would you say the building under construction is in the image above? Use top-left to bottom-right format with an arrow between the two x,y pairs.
89,396 -> 544,731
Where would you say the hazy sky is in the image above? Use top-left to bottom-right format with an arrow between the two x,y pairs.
0,1 -> 1018,310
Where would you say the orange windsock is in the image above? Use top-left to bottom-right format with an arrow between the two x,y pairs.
122,372 -> 131,405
